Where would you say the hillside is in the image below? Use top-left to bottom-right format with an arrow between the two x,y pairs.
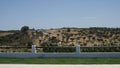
39,27 -> 120,46
0,30 -> 31,46
0,30 -> 16,37
0,27 -> 120,46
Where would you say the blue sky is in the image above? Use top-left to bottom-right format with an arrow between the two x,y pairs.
0,0 -> 120,30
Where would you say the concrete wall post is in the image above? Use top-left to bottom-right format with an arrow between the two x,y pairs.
76,45 -> 80,53
32,45 -> 36,53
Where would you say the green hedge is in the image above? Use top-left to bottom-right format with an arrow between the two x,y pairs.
43,47 -> 76,52
81,47 -> 120,52
43,47 -> 120,52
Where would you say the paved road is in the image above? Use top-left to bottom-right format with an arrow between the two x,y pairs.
0,64 -> 120,68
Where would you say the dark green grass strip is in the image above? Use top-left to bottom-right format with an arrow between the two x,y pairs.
0,58 -> 120,64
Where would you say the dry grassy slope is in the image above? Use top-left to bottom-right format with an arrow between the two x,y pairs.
38,28 -> 120,46
0,32 -> 14,37
0,28 -> 120,47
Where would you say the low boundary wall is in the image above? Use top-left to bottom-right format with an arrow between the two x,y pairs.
0,45 -> 120,58
0,52 -> 120,58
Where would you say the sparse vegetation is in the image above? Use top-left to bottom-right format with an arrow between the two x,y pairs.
0,27 -> 120,47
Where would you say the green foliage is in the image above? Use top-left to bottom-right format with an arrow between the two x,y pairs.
67,28 -> 71,32
27,41 -> 33,47
48,36 -> 60,43
40,42 -> 58,47
81,47 -> 120,52
43,47 -> 76,52
21,26 -> 29,33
